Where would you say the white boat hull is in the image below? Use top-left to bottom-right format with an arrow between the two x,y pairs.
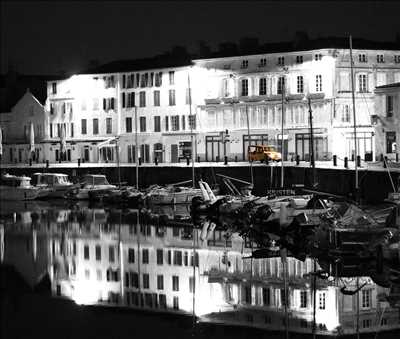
0,186 -> 41,200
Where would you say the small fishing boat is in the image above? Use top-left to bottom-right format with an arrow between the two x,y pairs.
0,173 -> 50,201
66,174 -> 116,200
31,172 -> 73,198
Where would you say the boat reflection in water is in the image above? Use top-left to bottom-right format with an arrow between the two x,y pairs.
1,202 -> 400,337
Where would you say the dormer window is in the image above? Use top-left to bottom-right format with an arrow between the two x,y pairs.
377,54 -> 385,63
395,55 -> 400,64
51,82 -> 57,94
314,54 -> 322,61
358,54 -> 367,63
259,58 -> 267,67
277,56 -> 285,66
296,55 -> 303,64
241,60 -> 249,69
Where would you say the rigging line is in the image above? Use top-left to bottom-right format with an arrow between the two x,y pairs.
359,91 -> 396,192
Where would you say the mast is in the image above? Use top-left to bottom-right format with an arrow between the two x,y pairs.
349,35 -> 359,193
308,97 -> 316,187
135,106 -> 139,190
281,81 -> 285,188
188,72 -> 195,188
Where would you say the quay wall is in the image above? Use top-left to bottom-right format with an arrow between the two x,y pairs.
3,163 -> 400,204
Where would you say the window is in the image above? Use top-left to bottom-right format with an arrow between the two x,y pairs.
386,131 -> 396,153
314,53 -> 322,61
126,117 -> 132,133
130,272 -> 139,288
140,117 -> 146,132
127,145 -> 135,163
84,244 -> 89,260
395,55 -> 400,63
93,119 -> 99,135
140,73 -> 149,88
139,248 -> 149,265
49,123 -> 53,138
278,56 -> 285,65
358,74 -> 367,92
109,246 -> 115,263
300,291 -> 307,308
155,72 -> 162,87
241,60 -> 248,69
171,115 -> 179,131
142,273 -> 149,289
297,76 -> 304,93
173,296 -> 179,310
181,115 -> 186,130
153,90 -> 160,106
127,92 -> 135,108
277,76 -> 285,95
169,71 -> 175,85
154,116 -> 161,132
165,116 -> 169,131
381,318 -> 387,326
157,275 -> 164,290
52,82 -> 57,94
259,78 -> 267,95
315,75 -> 322,92
81,119 -> 87,135
103,98 -> 115,111
70,123 -> 74,137
296,55 -> 303,64
128,248 -> 135,263
359,54 -> 367,62
95,245 -> 101,261
386,95 -> 394,117
173,251 -> 182,266
172,276 -> 179,291
106,118 -> 112,134
50,103 -> 55,115
241,79 -> 248,96
342,105 -> 351,122
361,289 -> 371,308
377,54 -> 385,63
159,294 -> 167,308
262,288 -> 270,305
188,115 -> 196,130
189,277 -> 195,293
169,89 -> 176,106
104,75 -> 115,88
139,91 -> 146,107
362,319 -> 371,328
318,292 -> 326,310
157,249 -> 163,265
259,58 -> 267,67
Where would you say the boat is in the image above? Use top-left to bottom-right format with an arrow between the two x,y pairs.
101,186 -> 144,206
66,174 -> 116,200
0,173 -> 50,201
31,172 -> 73,198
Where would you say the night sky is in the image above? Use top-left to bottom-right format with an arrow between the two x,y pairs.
2,1 -> 400,75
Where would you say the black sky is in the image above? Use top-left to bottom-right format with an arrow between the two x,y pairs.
2,1 -> 400,75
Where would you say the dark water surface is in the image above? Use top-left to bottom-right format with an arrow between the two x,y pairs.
1,200 -> 400,339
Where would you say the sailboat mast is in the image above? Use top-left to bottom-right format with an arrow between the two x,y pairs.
281,82 -> 285,188
135,106 -> 139,190
188,72 -> 195,188
245,105 -> 254,186
349,36 -> 359,191
308,97 -> 316,187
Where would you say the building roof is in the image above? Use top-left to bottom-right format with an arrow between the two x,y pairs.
376,82 -> 400,89
80,53 -> 193,74
0,73 -> 59,112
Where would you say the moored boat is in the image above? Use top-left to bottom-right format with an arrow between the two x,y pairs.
66,174 -> 116,200
31,172 -> 73,198
0,173 -> 49,201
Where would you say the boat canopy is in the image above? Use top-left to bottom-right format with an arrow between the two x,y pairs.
82,175 -> 110,186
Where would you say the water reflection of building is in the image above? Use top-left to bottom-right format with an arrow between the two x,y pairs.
1,205 -> 400,336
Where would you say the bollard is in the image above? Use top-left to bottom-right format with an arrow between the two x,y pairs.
356,155 -> 361,167
224,156 -> 228,165
46,160 -> 49,168
383,156 -> 388,168
186,157 -> 190,166
380,154 -> 384,162
333,155 -> 337,167
197,156 -> 200,163
344,157 -> 348,169
29,158 -> 32,166
78,158 -> 81,167
295,155 -> 300,166
235,155 -> 238,162
155,157 -> 158,166
216,156 -> 220,162
139,157 -> 142,166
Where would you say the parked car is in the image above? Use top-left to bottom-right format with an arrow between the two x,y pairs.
248,145 -> 282,162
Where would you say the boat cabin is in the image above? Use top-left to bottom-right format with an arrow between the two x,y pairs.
0,174 -> 32,188
81,174 -> 111,186
32,173 -> 71,186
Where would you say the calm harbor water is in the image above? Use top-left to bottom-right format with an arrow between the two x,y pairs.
1,199 -> 399,339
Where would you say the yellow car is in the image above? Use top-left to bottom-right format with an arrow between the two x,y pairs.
248,145 -> 282,162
